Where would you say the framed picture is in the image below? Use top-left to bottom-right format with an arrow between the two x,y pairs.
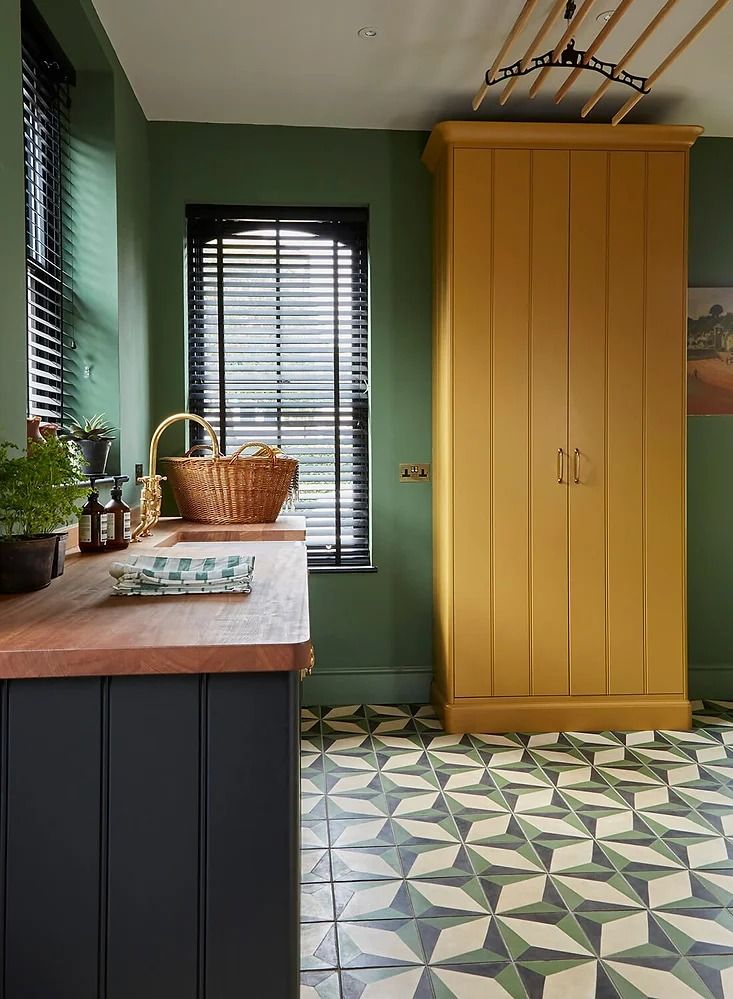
688,288 -> 733,415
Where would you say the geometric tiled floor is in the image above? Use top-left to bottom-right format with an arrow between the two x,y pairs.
301,700 -> 733,998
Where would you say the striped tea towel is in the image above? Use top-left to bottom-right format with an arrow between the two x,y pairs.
109,554 -> 255,596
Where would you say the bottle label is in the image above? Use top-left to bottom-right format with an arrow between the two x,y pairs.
100,515 -> 108,542
107,513 -> 116,540
80,515 -> 92,543
123,511 -> 131,541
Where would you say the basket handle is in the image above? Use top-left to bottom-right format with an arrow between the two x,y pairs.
184,443 -> 214,458
227,441 -> 277,466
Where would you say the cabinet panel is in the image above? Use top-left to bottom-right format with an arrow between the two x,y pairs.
492,149 -> 532,696
607,153 -> 646,694
568,151 -> 608,695
645,153 -> 687,695
453,148 -> 494,698
529,150 -> 570,696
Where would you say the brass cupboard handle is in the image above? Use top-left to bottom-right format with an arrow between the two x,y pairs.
574,448 -> 581,484
556,448 -> 564,484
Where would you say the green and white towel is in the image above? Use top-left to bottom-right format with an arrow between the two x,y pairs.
109,554 -> 255,596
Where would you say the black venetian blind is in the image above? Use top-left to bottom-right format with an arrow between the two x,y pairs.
187,206 -> 370,568
22,2 -> 75,424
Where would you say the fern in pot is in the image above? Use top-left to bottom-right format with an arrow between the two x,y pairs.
66,414 -> 116,475
0,437 -> 86,593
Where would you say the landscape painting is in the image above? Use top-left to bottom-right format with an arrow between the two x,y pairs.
688,288 -> 733,415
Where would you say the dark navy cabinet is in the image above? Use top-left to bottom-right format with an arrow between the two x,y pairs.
0,671 -> 300,999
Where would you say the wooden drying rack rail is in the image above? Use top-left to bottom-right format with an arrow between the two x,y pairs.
473,0 -> 731,124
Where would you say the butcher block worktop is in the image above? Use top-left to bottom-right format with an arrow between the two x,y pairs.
0,517 -> 310,679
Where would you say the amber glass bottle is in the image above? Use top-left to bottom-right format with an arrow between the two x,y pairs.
104,477 -> 131,551
78,487 -> 107,553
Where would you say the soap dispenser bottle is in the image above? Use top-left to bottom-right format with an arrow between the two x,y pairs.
79,485 -> 108,553
105,476 -> 131,551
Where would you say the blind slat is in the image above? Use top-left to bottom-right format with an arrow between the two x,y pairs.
187,208 -> 370,568
23,15 -> 73,426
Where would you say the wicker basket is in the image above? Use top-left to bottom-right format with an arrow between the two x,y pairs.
161,440 -> 298,524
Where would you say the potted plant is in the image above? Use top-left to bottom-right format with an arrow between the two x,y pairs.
65,413 -> 116,475
0,436 -> 86,593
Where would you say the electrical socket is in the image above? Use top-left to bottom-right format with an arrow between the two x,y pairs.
134,463 -> 143,482
399,463 -> 431,482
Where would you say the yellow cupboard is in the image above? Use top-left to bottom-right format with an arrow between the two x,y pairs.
423,121 -> 701,734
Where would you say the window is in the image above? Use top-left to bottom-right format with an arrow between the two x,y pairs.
187,206 -> 370,568
22,2 -> 74,423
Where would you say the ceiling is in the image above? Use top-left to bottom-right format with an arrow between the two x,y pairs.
90,0 -> 733,135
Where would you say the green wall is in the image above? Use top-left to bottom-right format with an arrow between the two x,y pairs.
688,137 -> 733,699
148,123 -> 433,703
0,0 -> 150,499
0,0 -> 28,446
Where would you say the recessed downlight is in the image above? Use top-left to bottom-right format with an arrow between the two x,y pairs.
596,9 -> 615,22
358,26 -> 378,39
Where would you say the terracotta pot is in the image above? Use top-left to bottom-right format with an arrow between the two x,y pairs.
0,535 -> 57,593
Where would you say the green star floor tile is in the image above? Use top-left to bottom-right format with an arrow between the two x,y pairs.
391,812 -> 462,847
576,910 -> 678,960
330,847 -> 404,882
417,914 -> 509,964
302,705 -> 733,991
430,963 -> 527,999
341,966 -> 433,999
687,954 -> 733,999
480,872 -> 568,915
328,818 -> 395,850
301,922 -> 338,970
303,883 -> 336,923
408,876 -> 490,918
516,959 -> 618,999
466,841 -> 544,877
303,849 -> 332,884
399,842 -> 474,879
604,956 -> 714,998
301,970 -> 341,998
327,795 -> 389,821
495,911 -> 594,961
334,880 -> 413,921
551,871 -> 644,911
651,910 -> 733,956
337,918 -> 425,968
386,790 -> 447,819
379,768 -> 440,795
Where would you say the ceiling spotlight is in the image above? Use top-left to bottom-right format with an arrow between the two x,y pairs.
358,26 -> 378,39
596,9 -> 615,22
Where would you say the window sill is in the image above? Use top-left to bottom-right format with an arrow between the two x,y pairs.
308,564 -> 378,575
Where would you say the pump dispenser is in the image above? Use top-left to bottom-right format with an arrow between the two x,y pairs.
105,477 -> 131,551
79,483 -> 107,553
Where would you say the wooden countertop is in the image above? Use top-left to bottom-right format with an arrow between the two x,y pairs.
0,519 -> 310,680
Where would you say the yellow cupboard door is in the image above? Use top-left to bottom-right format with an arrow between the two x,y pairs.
452,147 -> 494,698
645,153 -> 687,695
529,151 -> 570,696
491,149 -> 532,696
607,153 -> 646,694
568,151 -> 608,695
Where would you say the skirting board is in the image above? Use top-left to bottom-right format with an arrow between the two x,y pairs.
302,667 -> 432,707
689,663 -> 733,701
433,683 -> 692,734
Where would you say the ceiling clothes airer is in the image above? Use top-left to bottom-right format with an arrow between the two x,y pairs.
473,0 -> 732,123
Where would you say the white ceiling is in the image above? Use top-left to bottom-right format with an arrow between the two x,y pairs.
91,0 -> 733,135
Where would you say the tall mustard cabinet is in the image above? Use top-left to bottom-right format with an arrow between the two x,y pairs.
423,121 -> 702,734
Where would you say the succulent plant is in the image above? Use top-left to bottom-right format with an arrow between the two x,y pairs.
65,413 -> 117,442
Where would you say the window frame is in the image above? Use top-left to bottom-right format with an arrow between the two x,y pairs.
186,204 -> 372,571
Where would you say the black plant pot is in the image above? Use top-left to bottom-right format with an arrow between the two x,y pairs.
78,438 -> 112,475
0,535 -> 58,593
52,531 -> 68,578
